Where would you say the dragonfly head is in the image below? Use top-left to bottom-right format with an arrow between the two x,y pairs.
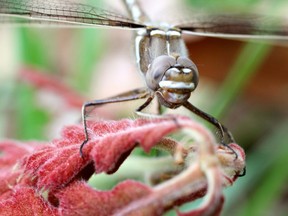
146,55 -> 199,106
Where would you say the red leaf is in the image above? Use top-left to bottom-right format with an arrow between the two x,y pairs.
1,115 -> 245,215
86,117 -> 184,173
0,186 -> 58,216
21,117 -> 186,190
0,140 -> 35,167
57,180 -> 158,216
0,140 -> 36,196
0,170 -> 21,197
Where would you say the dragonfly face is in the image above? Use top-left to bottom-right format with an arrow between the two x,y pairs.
145,55 -> 198,107
135,27 -> 198,107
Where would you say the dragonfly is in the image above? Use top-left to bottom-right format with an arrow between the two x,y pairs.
0,0 -> 287,160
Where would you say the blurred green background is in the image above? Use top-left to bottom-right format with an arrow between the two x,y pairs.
0,0 -> 287,215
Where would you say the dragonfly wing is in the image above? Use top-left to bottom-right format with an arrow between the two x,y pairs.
0,0 -> 145,29
175,14 -> 288,40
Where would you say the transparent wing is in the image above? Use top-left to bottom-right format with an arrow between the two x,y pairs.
175,14 -> 288,40
0,0 -> 146,29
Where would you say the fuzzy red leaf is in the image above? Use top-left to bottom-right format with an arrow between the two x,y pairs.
0,140 -> 35,167
21,126 -> 88,190
0,186 -> 58,216
1,115 -> 245,215
85,117 -> 184,173
21,117 -> 187,190
0,140 -> 37,196
57,180 -> 158,216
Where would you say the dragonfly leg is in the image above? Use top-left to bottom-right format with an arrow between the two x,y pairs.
80,88 -> 150,157
156,100 -> 166,115
183,101 -> 238,159
135,95 -> 166,119
237,167 -> 246,177
137,94 -> 164,115
136,95 -> 154,112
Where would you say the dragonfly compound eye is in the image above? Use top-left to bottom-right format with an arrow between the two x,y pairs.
145,55 -> 176,90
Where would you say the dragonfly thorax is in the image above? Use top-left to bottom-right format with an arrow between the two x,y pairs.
146,55 -> 199,106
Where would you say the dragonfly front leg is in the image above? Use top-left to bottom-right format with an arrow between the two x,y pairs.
80,88 -> 150,157
183,101 -> 237,158
136,95 -> 165,116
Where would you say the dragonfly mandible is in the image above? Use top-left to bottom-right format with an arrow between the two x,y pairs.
0,0 -> 287,157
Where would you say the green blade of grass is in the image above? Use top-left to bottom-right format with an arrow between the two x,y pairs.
73,29 -> 105,92
19,28 -> 52,68
15,84 -> 50,140
210,42 -> 271,119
